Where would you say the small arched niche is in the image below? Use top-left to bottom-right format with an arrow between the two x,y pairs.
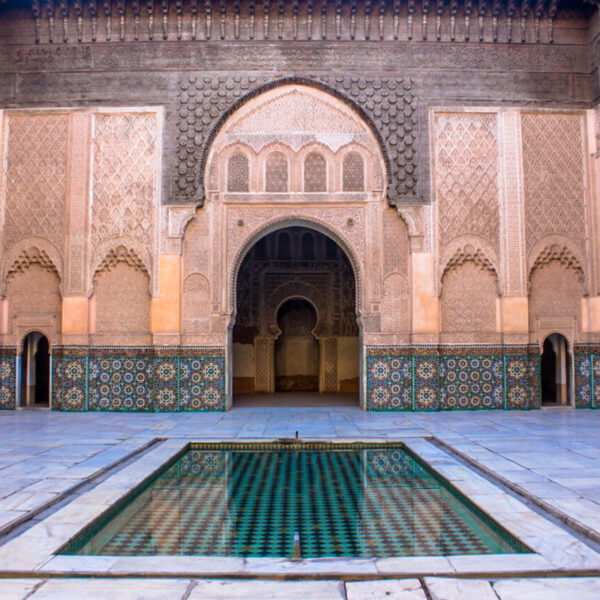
541,333 -> 572,406
275,298 -> 319,392
19,332 -> 50,408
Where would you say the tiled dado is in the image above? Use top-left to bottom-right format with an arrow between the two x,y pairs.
366,346 -> 540,411
0,347 -> 17,410
574,345 -> 600,409
52,347 -> 226,412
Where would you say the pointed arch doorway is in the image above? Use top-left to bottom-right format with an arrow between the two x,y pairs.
232,225 -> 360,405
19,332 -> 50,408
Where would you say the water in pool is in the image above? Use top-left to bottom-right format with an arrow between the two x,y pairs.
61,443 -> 529,558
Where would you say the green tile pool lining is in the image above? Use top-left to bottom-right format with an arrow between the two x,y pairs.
58,442 -> 531,558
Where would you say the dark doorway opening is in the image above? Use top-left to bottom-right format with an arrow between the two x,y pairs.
20,332 -> 50,408
232,226 -> 359,399
275,298 -> 319,391
541,333 -> 570,406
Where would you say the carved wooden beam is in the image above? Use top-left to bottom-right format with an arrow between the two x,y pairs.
176,0 -> 183,38
322,0 -> 328,39
131,0 -> 140,39
161,0 -> 169,39
45,0 -> 55,42
350,0 -> 357,39
205,0 -> 212,38
277,0 -> 284,39
520,0 -> 530,42
74,0 -> 84,40
492,0 -> 501,40
89,0 -> 98,40
292,0 -> 298,38
407,0 -> 415,39
464,0 -> 472,40
308,0 -> 314,39
449,0 -> 458,39
422,0 -> 430,40
365,0 -> 373,39
234,0 -> 240,38
32,0 -> 41,43
190,0 -> 197,38
102,0 -> 111,40
117,0 -> 126,41
219,0 -> 226,39
147,0 -> 154,39
393,0 -> 400,39
547,0 -> 558,42
249,0 -> 255,38
506,0 -> 516,41
335,0 -> 342,39
58,0 -> 68,42
263,0 -> 270,39
478,0 -> 487,41
534,0 -> 544,42
436,0 -> 444,41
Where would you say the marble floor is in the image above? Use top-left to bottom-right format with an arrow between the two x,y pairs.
0,402 -> 599,598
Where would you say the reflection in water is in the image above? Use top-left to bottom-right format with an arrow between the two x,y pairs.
66,446 -> 528,558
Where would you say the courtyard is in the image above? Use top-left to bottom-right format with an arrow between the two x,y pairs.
0,403 -> 598,598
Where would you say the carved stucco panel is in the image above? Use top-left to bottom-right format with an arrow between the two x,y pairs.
92,112 -> 158,264
4,114 -> 68,256
433,112 -> 500,254
522,113 -> 586,252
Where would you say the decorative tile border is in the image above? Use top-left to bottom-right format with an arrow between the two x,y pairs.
574,345 -> 600,408
52,347 -> 226,412
0,347 -> 17,410
367,346 -> 540,411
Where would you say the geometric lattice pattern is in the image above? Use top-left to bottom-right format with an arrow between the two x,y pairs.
434,113 -> 499,250
439,357 -> 503,409
53,349 -> 226,412
304,152 -> 327,192
4,115 -> 68,253
265,152 -> 288,192
575,351 -> 600,409
63,445 -> 527,558
0,353 -> 16,410
227,154 -> 249,192
522,113 -> 585,251
342,153 -> 365,192
367,347 -> 540,411
92,113 -> 157,248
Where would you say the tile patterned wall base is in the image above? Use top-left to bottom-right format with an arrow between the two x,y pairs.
52,347 -> 226,412
575,346 -> 600,408
0,348 -> 16,410
367,346 -> 540,411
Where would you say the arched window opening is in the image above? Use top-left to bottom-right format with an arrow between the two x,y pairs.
227,153 -> 249,192
541,333 -> 571,406
266,152 -> 288,192
278,232 -> 291,260
343,153 -> 365,191
304,152 -> 327,192
19,332 -> 50,408
302,232 -> 315,260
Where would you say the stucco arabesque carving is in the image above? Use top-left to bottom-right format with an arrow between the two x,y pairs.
174,75 -> 418,206
1,238 -> 63,297
439,239 -> 501,296
90,237 -> 153,293
528,240 -> 586,292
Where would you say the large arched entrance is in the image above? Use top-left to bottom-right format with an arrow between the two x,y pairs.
19,331 -> 50,408
232,226 -> 359,403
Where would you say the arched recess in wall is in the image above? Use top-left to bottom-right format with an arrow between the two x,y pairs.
381,210 -> 411,334
91,246 -> 151,345
440,245 -> 499,343
200,78 -> 390,201
528,243 -> 584,343
4,245 -> 62,342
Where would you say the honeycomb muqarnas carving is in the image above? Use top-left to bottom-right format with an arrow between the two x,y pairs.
174,75 -> 418,204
